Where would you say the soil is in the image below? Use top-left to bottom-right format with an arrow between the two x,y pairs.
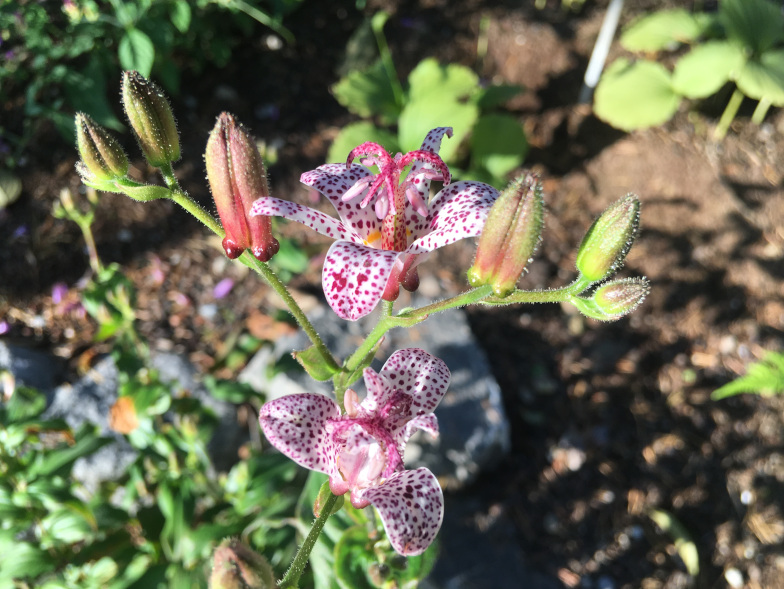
2,1 -> 784,588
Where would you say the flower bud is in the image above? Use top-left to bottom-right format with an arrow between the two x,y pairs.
209,538 -> 275,589
75,113 -> 129,181
467,173 -> 544,297
571,277 -> 650,321
575,194 -> 640,283
205,112 -> 280,261
121,71 -> 180,167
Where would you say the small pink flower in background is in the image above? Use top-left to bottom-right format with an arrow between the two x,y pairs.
250,128 -> 499,320
259,348 -> 449,555
51,282 -> 69,304
212,277 -> 235,299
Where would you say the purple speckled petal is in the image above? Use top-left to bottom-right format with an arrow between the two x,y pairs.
362,467 -> 444,556
358,366 -> 395,416
407,181 -> 499,254
405,127 -> 454,210
380,348 -> 450,416
401,413 -> 439,447
250,197 -> 360,243
301,164 -> 382,234
322,241 -> 400,321
259,394 -> 341,478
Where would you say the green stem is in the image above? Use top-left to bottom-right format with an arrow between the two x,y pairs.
279,492 -> 339,589
482,276 -> 593,306
371,12 -> 405,108
715,87 -> 744,141
154,165 -> 340,372
751,98 -> 771,125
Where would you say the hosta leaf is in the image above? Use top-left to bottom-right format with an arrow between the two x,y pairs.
621,9 -> 713,52
398,97 -> 478,163
407,58 -> 479,102
327,121 -> 400,165
672,41 -> 746,98
735,50 -> 784,105
594,58 -> 681,131
720,0 -> 784,54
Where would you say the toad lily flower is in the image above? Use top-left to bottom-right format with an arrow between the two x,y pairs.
259,348 -> 449,555
249,128 -> 499,320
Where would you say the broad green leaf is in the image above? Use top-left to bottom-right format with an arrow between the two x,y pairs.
63,55 -> 124,131
735,50 -> 784,105
720,0 -> 784,54
672,41 -> 746,98
327,121 -> 400,164
40,507 -> 95,546
475,83 -> 524,108
470,113 -> 527,180
407,58 -> 478,102
272,237 -> 309,274
621,9 -> 712,52
332,59 -> 401,124
2,385 -> 46,423
0,542 -> 55,580
169,0 -> 191,33
118,29 -> 155,77
594,58 -> 681,131
398,98 -> 478,163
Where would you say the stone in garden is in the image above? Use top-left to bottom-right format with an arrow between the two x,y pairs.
0,341 -> 63,392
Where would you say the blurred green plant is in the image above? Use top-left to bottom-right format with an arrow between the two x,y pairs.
0,0 -> 302,165
712,351 -> 784,399
330,12 -> 527,188
593,0 -> 784,138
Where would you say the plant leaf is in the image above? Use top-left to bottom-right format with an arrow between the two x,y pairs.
712,351 -> 784,399
407,58 -> 478,102
398,98 -> 478,163
735,50 -> 784,105
327,121 -> 400,164
118,29 -> 155,77
672,41 -> 746,98
594,58 -> 681,131
332,59 -> 400,124
470,113 -> 527,180
621,9 -> 713,52
720,0 -> 784,55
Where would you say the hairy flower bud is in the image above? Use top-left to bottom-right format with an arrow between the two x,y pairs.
571,277 -> 650,321
467,173 -> 544,297
575,194 -> 640,283
209,538 -> 275,589
75,113 -> 129,181
121,71 -> 180,167
206,112 -> 280,261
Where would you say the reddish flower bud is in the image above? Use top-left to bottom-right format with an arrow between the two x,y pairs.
121,71 -> 180,167
467,173 -> 544,297
209,538 -> 275,589
75,112 -> 129,181
575,194 -> 640,283
205,113 -> 280,261
571,277 -> 650,321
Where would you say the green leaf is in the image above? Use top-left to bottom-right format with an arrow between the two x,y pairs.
475,83 -> 524,109
169,0 -> 192,33
0,542 -> 55,580
203,375 -> 262,403
332,59 -> 401,124
40,507 -> 95,546
621,9 -> 712,52
470,114 -> 527,180
398,98 -> 478,163
63,55 -> 124,131
594,58 -> 681,131
720,0 -> 784,55
272,237 -> 309,274
2,385 -> 46,423
407,58 -> 478,102
327,122 -> 400,164
293,346 -> 341,382
735,50 -> 784,105
649,510 -> 699,576
397,538 -> 440,585
712,351 -> 784,399
118,29 -> 155,78
31,425 -> 110,477
672,41 -> 746,98
334,526 -> 376,589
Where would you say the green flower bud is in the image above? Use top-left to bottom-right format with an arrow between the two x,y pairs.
571,277 -> 650,321
118,184 -> 171,202
121,71 -> 180,167
205,112 -> 279,261
467,173 -> 544,297
209,538 -> 275,589
575,194 -> 640,283
75,113 -> 129,181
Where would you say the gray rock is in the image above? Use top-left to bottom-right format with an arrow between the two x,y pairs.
239,297 -> 510,489
0,341 -> 63,392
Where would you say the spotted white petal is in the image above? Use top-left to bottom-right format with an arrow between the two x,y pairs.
407,181 -> 499,255
258,394 -> 341,478
250,197 -> 360,242
401,413 -> 439,447
322,241 -> 401,321
362,467 -> 444,556
380,348 -> 450,415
